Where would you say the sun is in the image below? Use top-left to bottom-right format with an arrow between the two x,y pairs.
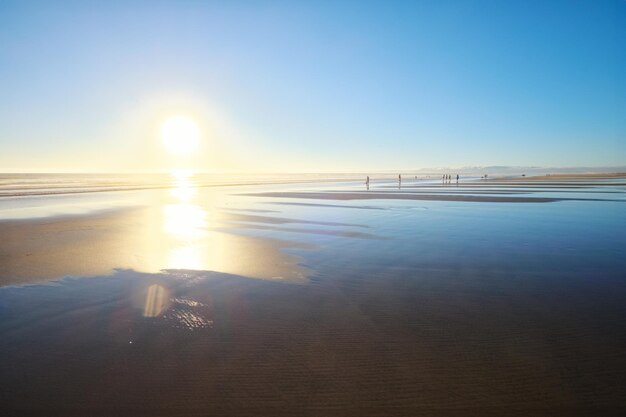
161,115 -> 200,156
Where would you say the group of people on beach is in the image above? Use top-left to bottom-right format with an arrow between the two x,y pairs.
442,174 -> 459,184
364,173 -> 460,189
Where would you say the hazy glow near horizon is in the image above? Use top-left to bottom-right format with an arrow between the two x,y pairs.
161,116 -> 200,156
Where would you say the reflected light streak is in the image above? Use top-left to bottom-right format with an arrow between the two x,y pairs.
170,169 -> 196,202
170,183 -> 196,201
162,171 -> 208,270
166,244 -> 205,270
163,204 -> 207,238
143,284 -> 169,317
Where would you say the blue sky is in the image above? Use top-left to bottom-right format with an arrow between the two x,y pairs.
0,0 -> 624,172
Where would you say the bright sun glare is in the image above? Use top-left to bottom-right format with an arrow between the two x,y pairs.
161,116 -> 200,156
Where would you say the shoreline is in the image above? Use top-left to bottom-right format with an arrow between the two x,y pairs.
1,175 -> 625,412
1,172 -> 625,199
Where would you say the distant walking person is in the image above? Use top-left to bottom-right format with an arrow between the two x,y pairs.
366,175 -> 370,189
456,174 -> 459,183
398,174 -> 401,184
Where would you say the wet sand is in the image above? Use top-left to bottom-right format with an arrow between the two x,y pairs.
0,208 -> 312,286
1,268 -> 625,415
1,176 -> 626,415
241,191 -> 618,203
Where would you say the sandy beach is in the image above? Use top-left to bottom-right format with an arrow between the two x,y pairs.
0,174 -> 625,415
2,0 -> 624,413
2,173 -> 623,286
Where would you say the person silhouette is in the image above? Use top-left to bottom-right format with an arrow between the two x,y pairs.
366,175 -> 370,190
456,174 -> 459,184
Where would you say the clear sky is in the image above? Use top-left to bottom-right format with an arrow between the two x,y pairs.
0,0 -> 624,172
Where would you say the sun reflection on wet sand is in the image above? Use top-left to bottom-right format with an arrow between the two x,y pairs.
155,172 -> 311,280
162,172 -> 208,270
166,243 -> 205,270
0,171 -> 311,285
163,204 -> 207,238
169,169 -> 197,202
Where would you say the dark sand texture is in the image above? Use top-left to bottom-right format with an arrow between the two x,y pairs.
1,269 -> 625,416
